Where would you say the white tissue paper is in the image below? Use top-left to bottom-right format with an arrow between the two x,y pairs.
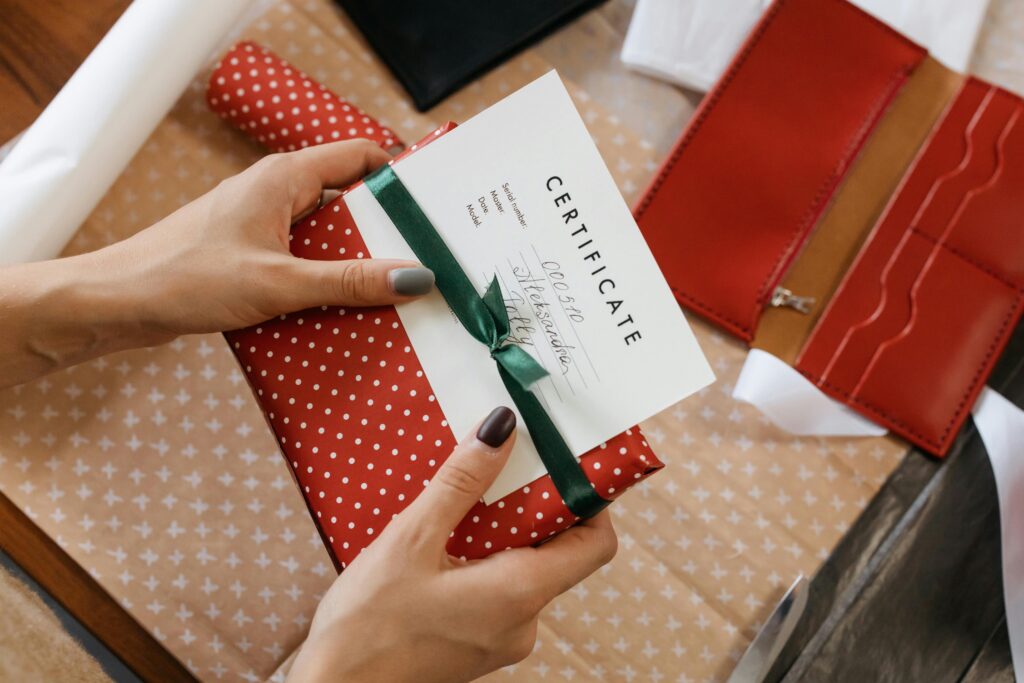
0,0 -> 260,266
621,0 -> 769,92
621,0 -> 992,93
733,349 -> 887,437
973,387 -> 1024,677
854,0 -> 992,72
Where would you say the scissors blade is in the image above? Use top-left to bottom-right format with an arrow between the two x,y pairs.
727,575 -> 808,683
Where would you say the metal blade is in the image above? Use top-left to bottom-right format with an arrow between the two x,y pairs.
727,575 -> 809,683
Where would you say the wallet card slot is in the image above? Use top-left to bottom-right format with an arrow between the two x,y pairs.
805,245 -> 1022,452
796,81 -> 1024,454
939,100 -> 1024,285
912,86 -> 1022,256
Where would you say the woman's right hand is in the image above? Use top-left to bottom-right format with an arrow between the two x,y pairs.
288,406 -> 619,683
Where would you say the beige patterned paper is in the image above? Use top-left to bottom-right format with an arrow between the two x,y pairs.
3,0 -> 1020,681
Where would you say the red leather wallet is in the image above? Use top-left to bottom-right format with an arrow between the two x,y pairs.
634,0 -> 1024,455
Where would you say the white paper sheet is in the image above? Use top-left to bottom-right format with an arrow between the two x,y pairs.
346,72 -> 714,502
732,349 -> 886,437
973,387 -> 1024,677
621,0 -> 992,93
621,0 -> 769,92
0,0 -> 260,265
853,0 -> 992,72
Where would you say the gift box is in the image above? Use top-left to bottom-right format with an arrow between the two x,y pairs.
208,43 -> 664,569
634,0 -> 1024,455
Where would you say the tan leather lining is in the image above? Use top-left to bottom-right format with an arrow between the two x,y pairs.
752,57 -> 966,362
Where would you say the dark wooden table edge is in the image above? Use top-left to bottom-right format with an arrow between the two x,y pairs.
767,320 -> 1024,682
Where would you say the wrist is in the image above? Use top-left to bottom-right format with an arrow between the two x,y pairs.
289,619 -> 419,683
0,251 -> 169,386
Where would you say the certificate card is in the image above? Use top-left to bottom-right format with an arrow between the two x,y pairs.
346,72 -> 714,502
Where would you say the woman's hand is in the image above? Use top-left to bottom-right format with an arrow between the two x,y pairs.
0,139 -> 434,388
288,407 -> 618,683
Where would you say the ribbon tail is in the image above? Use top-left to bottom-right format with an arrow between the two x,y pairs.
496,365 -> 609,519
494,344 -> 549,390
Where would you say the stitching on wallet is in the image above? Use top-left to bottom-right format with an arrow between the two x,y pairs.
799,290 -> 1024,451
633,0 -> 923,337
633,0 -> 785,337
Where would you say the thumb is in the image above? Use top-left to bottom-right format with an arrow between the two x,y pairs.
275,257 -> 435,309
401,407 -> 518,550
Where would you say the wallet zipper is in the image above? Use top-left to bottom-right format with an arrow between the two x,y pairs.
770,287 -> 815,314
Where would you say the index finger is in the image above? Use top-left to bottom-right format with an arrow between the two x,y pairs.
398,407 -> 518,551
292,138 -> 392,188
271,139 -> 392,219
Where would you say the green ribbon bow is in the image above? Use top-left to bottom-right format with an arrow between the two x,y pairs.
364,164 -> 609,519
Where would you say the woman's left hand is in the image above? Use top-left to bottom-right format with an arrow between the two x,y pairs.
0,140 -> 434,387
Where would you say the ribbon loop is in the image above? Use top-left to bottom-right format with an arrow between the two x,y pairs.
482,277 -> 509,344
363,164 -> 609,519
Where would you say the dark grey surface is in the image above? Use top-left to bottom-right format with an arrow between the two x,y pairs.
0,548 -> 141,683
766,321 -> 1024,682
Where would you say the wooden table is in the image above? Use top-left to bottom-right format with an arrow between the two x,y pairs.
766,321 -> 1023,682
0,1 -> 194,680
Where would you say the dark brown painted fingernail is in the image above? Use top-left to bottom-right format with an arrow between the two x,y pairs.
476,407 -> 516,448
389,267 -> 434,296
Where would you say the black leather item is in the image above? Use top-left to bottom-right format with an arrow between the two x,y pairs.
335,0 -> 605,111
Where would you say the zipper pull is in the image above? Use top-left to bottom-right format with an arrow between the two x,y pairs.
770,286 -> 815,314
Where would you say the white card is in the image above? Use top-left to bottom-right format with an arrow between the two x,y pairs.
345,71 -> 714,503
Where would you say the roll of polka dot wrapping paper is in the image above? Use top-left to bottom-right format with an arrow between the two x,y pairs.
211,43 -> 664,570
208,41 -> 401,152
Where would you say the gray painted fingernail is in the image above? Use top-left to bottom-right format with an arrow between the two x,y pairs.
477,407 -> 516,448
389,267 -> 434,296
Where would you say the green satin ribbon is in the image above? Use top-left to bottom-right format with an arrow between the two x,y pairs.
364,164 -> 609,519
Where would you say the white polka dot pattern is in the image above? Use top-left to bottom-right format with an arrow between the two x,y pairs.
215,67 -> 663,569
207,42 -> 400,152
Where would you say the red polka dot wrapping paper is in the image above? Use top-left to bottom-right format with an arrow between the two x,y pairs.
210,43 -> 664,570
208,42 -> 401,152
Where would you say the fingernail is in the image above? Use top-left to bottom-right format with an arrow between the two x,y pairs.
476,407 -> 516,448
389,267 -> 434,296
387,144 -> 406,156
